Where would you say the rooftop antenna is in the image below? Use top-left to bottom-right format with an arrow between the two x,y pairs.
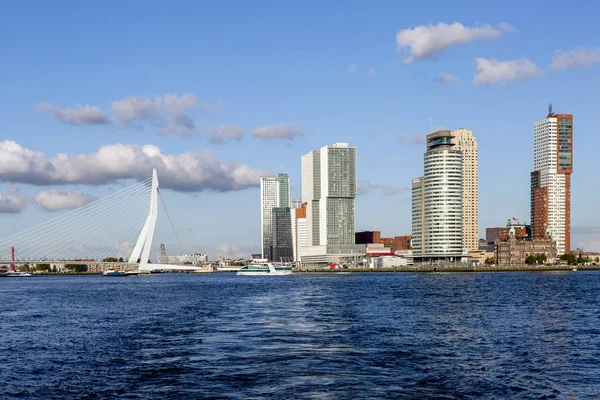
547,103 -> 554,118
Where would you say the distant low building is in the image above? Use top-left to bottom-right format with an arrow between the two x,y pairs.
355,231 -> 411,252
494,226 -> 556,266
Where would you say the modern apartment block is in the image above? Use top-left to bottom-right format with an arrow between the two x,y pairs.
260,173 -> 291,260
412,130 -> 464,262
411,177 -> 424,258
293,202 -> 307,262
301,143 -> 363,268
302,143 -> 357,246
531,106 -> 573,255
451,128 -> 478,252
301,151 -> 321,246
272,207 -> 294,262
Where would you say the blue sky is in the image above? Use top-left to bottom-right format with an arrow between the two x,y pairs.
0,0 -> 599,258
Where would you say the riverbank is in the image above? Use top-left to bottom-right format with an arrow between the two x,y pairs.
296,265 -> 599,273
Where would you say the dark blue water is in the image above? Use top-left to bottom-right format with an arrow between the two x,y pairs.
1,272 -> 600,399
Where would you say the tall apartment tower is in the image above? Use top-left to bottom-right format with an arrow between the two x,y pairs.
301,151 -> 321,246
411,130 -> 463,262
451,128 -> 478,252
260,173 -> 290,260
302,143 -> 357,246
531,106 -> 573,255
411,177 -> 424,258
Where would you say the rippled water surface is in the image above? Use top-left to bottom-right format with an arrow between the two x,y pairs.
2,272 -> 600,399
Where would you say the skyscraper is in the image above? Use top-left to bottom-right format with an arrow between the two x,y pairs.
260,173 -> 290,260
272,207 -> 294,262
301,143 -> 362,268
531,106 -> 573,255
301,151 -> 321,246
412,130 -> 463,262
302,143 -> 357,246
451,128 -> 478,252
411,177 -> 424,258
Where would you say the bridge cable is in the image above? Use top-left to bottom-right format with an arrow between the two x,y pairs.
157,188 -> 186,256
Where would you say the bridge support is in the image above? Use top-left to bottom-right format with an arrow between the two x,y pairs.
128,169 -> 159,267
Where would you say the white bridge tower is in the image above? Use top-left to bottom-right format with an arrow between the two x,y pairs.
128,169 -> 159,268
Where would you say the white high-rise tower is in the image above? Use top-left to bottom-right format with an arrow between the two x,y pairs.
260,173 -> 290,260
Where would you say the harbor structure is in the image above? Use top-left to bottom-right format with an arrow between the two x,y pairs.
531,105 -> 573,255
451,128 -> 478,252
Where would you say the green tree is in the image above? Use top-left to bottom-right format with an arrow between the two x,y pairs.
560,253 -> 576,265
525,255 -> 536,265
484,257 -> 494,266
65,264 -> 88,273
34,264 -> 51,272
103,257 -> 119,262
535,254 -> 547,265
577,254 -> 584,265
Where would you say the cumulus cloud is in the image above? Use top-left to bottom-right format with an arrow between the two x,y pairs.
110,93 -> 199,129
34,189 -> 95,211
357,180 -> 407,197
473,58 -> 543,85
0,186 -> 29,213
365,67 -> 376,76
396,22 -> 513,63
0,140 -> 267,193
551,47 -> 600,70
252,124 -> 303,141
209,125 -> 243,144
434,74 -> 462,84
396,135 -> 426,144
36,102 -> 110,126
347,64 -> 358,73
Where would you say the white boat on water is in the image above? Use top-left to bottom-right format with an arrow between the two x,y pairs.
237,263 -> 293,276
6,271 -> 33,277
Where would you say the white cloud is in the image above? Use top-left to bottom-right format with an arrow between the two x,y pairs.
551,47 -> 600,70
157,125 -> 196,137
209,125 -> 243,144
200,100 -> 224,112
0,186 -> 28,213
396,22 -> 511,63
496,23 -> 517,33
34,189 -> 95,211
434,74 -> 462,84
396,135 -> 426,144
365,67 -> 376,76
357,180 -> 407,197
252,124 -> 303,141
473,58 -> 543,85
36,102 -> 110,126
347,64 -> 358,73
0,140 -> 267,192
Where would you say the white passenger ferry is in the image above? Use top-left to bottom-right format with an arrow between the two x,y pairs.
237,263 -> 293,276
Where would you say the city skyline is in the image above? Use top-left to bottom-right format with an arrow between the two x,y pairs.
0,1 -> 599,258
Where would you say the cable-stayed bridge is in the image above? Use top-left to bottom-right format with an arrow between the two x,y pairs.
0,169 -> 199,272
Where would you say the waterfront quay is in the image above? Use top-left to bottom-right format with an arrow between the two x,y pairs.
296,264 -> 599,273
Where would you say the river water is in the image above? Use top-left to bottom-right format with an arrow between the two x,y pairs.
1,272 -> 599,399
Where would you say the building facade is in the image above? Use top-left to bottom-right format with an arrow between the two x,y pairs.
355,231 -> 382,245
294,202 -> 307,262
451,128 -> 478,252
302,143 -> 357,247
494,228 -> 557,266
301,151 -> 321,246
412,130 -> 463,262
411,177 -> 424,258
531,107 -> 573,255
272,207 -> 294,262
260,173 -> 291,260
